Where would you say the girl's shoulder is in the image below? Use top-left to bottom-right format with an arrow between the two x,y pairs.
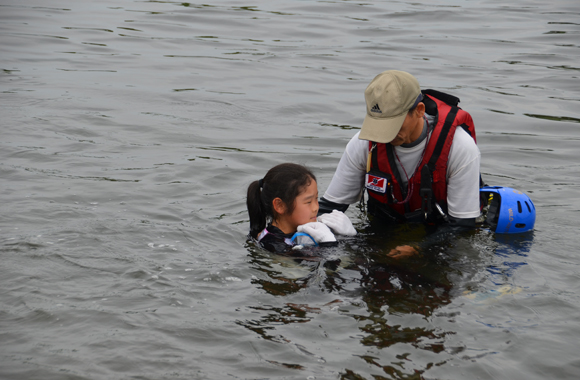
258,224 -> 295,254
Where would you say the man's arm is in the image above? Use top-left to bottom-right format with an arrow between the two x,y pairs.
319,197 -> 349,214
319,132 -> 368,215
446,127 -> 481,220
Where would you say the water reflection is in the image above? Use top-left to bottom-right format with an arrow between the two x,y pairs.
241,222 -> 536,378
242,226 -> 465,373
245,242 -> 353,296
486,231 -> 534,286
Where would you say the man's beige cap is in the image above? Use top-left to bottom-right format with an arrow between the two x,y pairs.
359,70 -> 422,143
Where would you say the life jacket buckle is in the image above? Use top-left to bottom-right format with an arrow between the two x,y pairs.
435,202 -> 449,223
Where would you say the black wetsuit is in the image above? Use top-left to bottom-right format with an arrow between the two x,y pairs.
256,224 -> 337,255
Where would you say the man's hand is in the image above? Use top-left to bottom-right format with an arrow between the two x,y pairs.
297,222 -> 337,243
387,245 -> 419,259
317,210 -> 357,236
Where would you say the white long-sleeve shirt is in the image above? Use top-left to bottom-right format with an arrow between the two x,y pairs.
323,125 -> 481,219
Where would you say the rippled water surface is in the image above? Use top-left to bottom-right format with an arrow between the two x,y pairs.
2,0 -> 580,379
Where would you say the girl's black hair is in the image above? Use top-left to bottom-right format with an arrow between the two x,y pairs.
247,163 -> 316,239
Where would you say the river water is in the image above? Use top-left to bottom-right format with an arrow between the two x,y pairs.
1,0 -> 579,379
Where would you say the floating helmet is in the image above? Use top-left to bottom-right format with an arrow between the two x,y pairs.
480,186 -> 536,234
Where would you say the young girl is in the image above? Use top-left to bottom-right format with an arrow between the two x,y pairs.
247,163 -> 356,254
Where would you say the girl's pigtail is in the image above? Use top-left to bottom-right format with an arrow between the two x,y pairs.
247,180 -> 266,239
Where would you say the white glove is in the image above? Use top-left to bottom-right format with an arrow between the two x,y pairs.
297,222 -> 336,243
317,210 -> 357,236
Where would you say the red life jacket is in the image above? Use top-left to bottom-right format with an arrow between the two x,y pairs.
365,89 -> 477,223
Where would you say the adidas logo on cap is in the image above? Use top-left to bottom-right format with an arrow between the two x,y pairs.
370,104 -> 382,114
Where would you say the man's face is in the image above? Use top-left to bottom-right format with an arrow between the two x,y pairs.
389,103 -> 425,146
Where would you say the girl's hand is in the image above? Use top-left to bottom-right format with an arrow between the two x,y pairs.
317,210 -> 357,236
297,222 -> 337,243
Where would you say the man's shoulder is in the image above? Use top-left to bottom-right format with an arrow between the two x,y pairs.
346,131 -> 370,150
452,127 -> 478,149
449,126 -> 480,163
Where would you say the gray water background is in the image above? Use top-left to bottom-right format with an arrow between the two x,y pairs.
2,0 -> 580,379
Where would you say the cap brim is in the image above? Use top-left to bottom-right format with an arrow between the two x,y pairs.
358,112 -> 407,144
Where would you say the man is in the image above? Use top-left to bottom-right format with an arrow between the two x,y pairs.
319,70 -> 481,257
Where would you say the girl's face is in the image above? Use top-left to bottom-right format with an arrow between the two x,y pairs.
274,179 -> 319,234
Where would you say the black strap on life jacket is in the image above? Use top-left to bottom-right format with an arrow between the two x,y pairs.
422,89 -> 460,108
427,105 -> 459,172
420,165 -> 433,218
386,146 -> 408,204
420,103 -> 460,220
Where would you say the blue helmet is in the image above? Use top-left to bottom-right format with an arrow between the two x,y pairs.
480,186 -> 536,234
